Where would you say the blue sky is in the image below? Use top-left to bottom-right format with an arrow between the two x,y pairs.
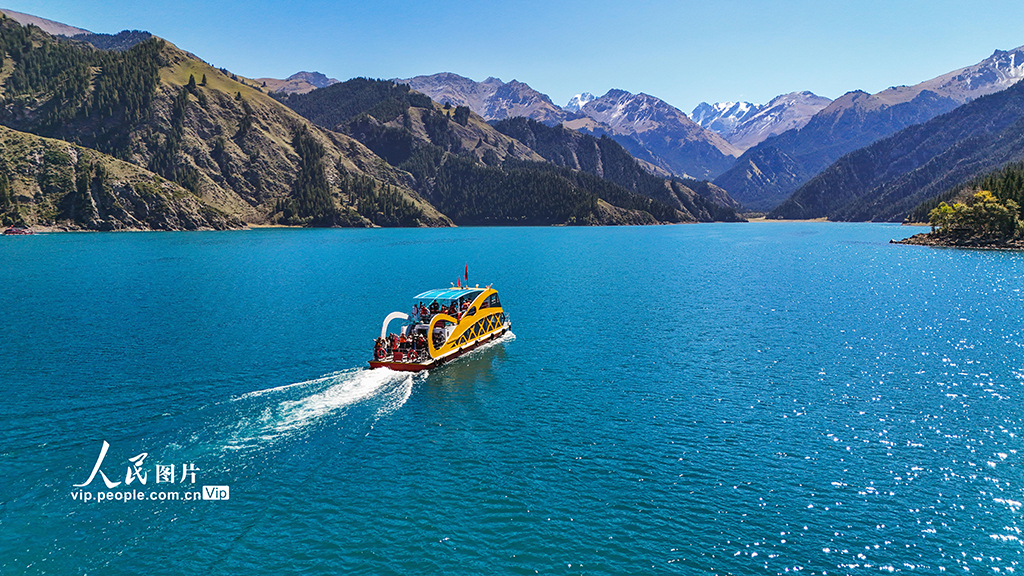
6,0 -> 1024,112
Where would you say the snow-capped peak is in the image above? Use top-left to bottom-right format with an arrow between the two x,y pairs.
564,92 -> 596,112
691,101 -> 759,132
692,92 -> 832,152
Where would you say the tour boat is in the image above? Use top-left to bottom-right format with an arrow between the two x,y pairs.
2,226 -> 34,235
369,284 -> 511,372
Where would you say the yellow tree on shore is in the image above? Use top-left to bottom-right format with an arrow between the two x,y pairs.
929,191 -> 1021,238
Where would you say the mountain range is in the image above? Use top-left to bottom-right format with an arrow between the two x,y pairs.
399,73 -> 739,179
770,75 -> 1024,222
691,91 -> 833,152
397,73 -> 573,125
565,89 -> 739,179
281,44 -> 1024,218
713,45 -> 1024,211
0,16 -> 450,230
397,46 -> 1023,198
0,12 -> 741,230
4,7 -> 1024,230
276,78 -> 742,224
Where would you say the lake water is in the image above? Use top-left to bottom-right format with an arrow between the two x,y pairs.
2,223 -> 1024,574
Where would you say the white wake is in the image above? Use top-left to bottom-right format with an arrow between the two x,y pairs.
216,332 -> 514,450
223,367 -> 419,449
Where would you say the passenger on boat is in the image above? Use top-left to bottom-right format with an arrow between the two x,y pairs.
429,300 -> 439,315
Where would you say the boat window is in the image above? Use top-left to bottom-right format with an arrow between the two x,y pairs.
466,307 -> 476,317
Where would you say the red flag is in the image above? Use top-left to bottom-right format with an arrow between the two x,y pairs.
465,264 -> 468,282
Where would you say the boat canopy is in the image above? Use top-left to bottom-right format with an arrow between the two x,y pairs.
414,287 -> 485,303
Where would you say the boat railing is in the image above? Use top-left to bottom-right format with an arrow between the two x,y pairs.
416,310 -> 460,322
373,340 -> 427,363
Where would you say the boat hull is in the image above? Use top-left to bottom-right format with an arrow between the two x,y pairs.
368,325 -> 509,372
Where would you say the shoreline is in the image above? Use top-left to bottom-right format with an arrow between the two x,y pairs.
893,232 -> 1024,251
8,219 -> 929,233
745,217 -> 829,223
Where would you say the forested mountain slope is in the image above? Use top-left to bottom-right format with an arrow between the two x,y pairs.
907,160 -> 1024,224
492,117 -> 742,219
0,124 -> 240,230
0,13 -> 741,229
0,16 -> 448,228
280,79 -> 744,225
396,73 -> 740,181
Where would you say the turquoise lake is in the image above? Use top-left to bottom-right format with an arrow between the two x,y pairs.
2,223 -> 1024,574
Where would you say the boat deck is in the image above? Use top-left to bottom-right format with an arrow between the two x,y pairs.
369,324 -> 508,372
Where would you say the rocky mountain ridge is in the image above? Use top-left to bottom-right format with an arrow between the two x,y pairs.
564,92 -> 596,112
279,78 -> 742,225
565,89 -> 739,179
0,17 -> 448,230
258,71 -> 340,95
769,77 -> 1024,222
0,8 -> 88,36
691,101 -> 760,136
713,45 -> 1024,212
692,91 -> 832,152
395,73 -> 738,179
396,73 -> 573,125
